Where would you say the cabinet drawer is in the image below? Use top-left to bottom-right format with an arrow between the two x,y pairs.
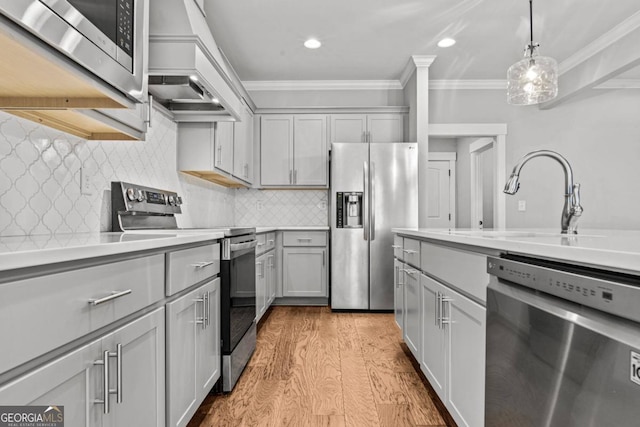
0,254 -> 164,374
403,238 -> 421,268
167,243 -> 220,296
256,234 -> 268,255
393,235 -> 403,260
421,242 -> 488,303
283,231 -> 327,247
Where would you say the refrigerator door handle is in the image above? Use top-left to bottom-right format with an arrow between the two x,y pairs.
370,161 -> 375,241
363,161 -> 369,241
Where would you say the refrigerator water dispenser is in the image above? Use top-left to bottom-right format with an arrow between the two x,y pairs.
336,192 -> 363,228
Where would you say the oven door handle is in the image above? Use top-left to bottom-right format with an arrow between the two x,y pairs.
229,240 -> 258,252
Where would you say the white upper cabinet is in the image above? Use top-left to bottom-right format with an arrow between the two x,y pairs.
216,121 -> 234,174
330,114 -> 404,143
233,100 -> 254,184
260,114 -> 328,187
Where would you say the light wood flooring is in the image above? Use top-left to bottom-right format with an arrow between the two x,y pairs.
188,306 -> 452,427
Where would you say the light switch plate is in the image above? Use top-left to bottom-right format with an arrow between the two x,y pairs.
518,200 -> 526,211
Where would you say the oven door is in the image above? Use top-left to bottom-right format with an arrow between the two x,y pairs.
225,246 -> 256,353
486,276 -> 640,427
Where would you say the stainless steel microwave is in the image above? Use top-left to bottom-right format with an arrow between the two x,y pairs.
0,0 -> 147,102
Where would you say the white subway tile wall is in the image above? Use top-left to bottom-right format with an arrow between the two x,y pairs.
235,188 -> 328,226
0,110 -> 234,236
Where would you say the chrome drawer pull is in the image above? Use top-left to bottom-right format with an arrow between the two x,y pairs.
190,261 -> 214,269
109,344 -> 122,404
94,350 -> 110,414
297,238 -> 313,242
195,297 -> 206,327
89,289 -> 132,306
403,249 -> 417,254
391,245 -> 402,249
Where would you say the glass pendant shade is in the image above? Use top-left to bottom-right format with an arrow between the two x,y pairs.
507,46 -> 558,105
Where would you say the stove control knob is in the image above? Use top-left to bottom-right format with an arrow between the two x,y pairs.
126,188 -> 136,201
163,194 -> 169,204
176,196 -> 183,206
168,195 -> 175,205
136,190 -> 145,202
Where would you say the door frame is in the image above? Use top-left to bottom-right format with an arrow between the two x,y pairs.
428,124 -> 507,229
469,138 -> 494,229
428,152 -> 457,228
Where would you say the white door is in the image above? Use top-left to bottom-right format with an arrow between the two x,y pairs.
426,160 -> 453,228
420,274 -> 446,400
215,122 -> 234,174
293,115 -> 327,185
330,114 -> 367,143
367,114 -> 404,142
261,115 -> 293,185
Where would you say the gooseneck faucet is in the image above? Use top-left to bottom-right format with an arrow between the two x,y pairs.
504,150 -> 583,234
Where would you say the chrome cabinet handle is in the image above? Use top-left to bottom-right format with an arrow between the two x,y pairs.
403,249 -> 417,254
435,292 -> 440,327
94,350 -> 110,414
322,250 -> 325,266
191,261 -> 214,269
297,238 -> 313,242
257,261 -> 264,278
267,239 -> 275,244
395,266 -> 404,287
89,289 -> 132,306
294,169 -> 297,184
110,344 -> 122,404
402,268 -> 418,276
205,291 -> 210,327
216,144 -> 222,166
145,95 -> 153,129
289,170 -> 293,184
441,296 -> 453,327
391,245 -> 402,249
257,242 -> 265,247
195,297 -> 206,327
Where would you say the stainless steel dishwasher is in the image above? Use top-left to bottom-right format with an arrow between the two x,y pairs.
486,255 -> 640,427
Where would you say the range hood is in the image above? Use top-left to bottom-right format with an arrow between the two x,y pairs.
148,0 -> 242,122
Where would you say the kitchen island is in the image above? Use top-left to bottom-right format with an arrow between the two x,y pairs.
392,227 -> 640,427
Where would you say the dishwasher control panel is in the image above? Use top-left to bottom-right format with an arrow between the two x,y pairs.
487,256 -> 640,324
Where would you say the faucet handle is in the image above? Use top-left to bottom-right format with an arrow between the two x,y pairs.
571,183 -> 583,215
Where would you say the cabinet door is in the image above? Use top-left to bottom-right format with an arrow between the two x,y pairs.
215,122 -> 234,174
177,123 -> 214,171
166,289 -> 200,427
367,114 -> 404,142
256,254 -> 267,321
445,287 -> 486,427
0,339 -> 103,427
420,274 -> 446,400
394,259 -> 405,331
197,279 -> 221,397
261,115 -> 293,185
293,115 -> 327,186
330,114 -> 367,143
267,253 -> 276,304
233,102 -> 253,183
282,248 -> 327,297
403,268 -> 421,359
103,308 -> 165,427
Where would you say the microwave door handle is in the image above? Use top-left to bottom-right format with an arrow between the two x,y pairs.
363,161 -> 369,241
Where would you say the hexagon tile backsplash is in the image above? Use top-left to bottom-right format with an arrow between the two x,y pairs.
0,109 -> 234,237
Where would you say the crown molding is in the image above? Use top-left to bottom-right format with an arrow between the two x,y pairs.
242,80 -> 403,91
429,80 -> 506,90
399,55 -> 437,88
593,79 -> 640,89
560,10 -> 640,74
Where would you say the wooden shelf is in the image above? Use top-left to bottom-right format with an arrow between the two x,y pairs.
180,171 -> 248,188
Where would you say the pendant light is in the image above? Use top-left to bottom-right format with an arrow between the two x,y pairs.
507,0 -> 558,105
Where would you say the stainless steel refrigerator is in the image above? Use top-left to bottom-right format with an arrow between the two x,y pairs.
331,142 -> 418,310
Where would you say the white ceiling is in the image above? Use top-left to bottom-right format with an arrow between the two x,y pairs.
202,0 -> 640,83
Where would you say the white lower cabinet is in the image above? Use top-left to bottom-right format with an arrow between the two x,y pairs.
256,253 -> 268,322
420,273 -> 486,427
394,258 -> 405,331
403,266 -> 421,359
267,253 -> 276,305
282,247 -> 327,297
0,308 -> 166,427
166,279 -> 220,427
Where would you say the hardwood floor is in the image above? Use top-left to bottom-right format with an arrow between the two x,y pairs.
188,306 -> 451,427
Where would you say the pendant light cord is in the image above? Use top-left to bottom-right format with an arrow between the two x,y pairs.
528,0 -> 534,56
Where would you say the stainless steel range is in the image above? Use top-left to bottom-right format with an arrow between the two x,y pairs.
111,181 -> 256,392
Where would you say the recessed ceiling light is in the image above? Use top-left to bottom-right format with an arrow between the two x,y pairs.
304,39 -> 321,49
212,97 -> 220,104
437,38 -> 456,48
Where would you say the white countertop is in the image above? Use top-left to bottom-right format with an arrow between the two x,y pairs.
392,228 -> 640,275
0,231 -> 225,272
255,226 -> 329,233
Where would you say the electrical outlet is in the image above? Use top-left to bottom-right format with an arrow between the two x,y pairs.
518,200 -> 526,212
256,200 -> 263,211
80,166 -> 93,196
318,201 -> 327,210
